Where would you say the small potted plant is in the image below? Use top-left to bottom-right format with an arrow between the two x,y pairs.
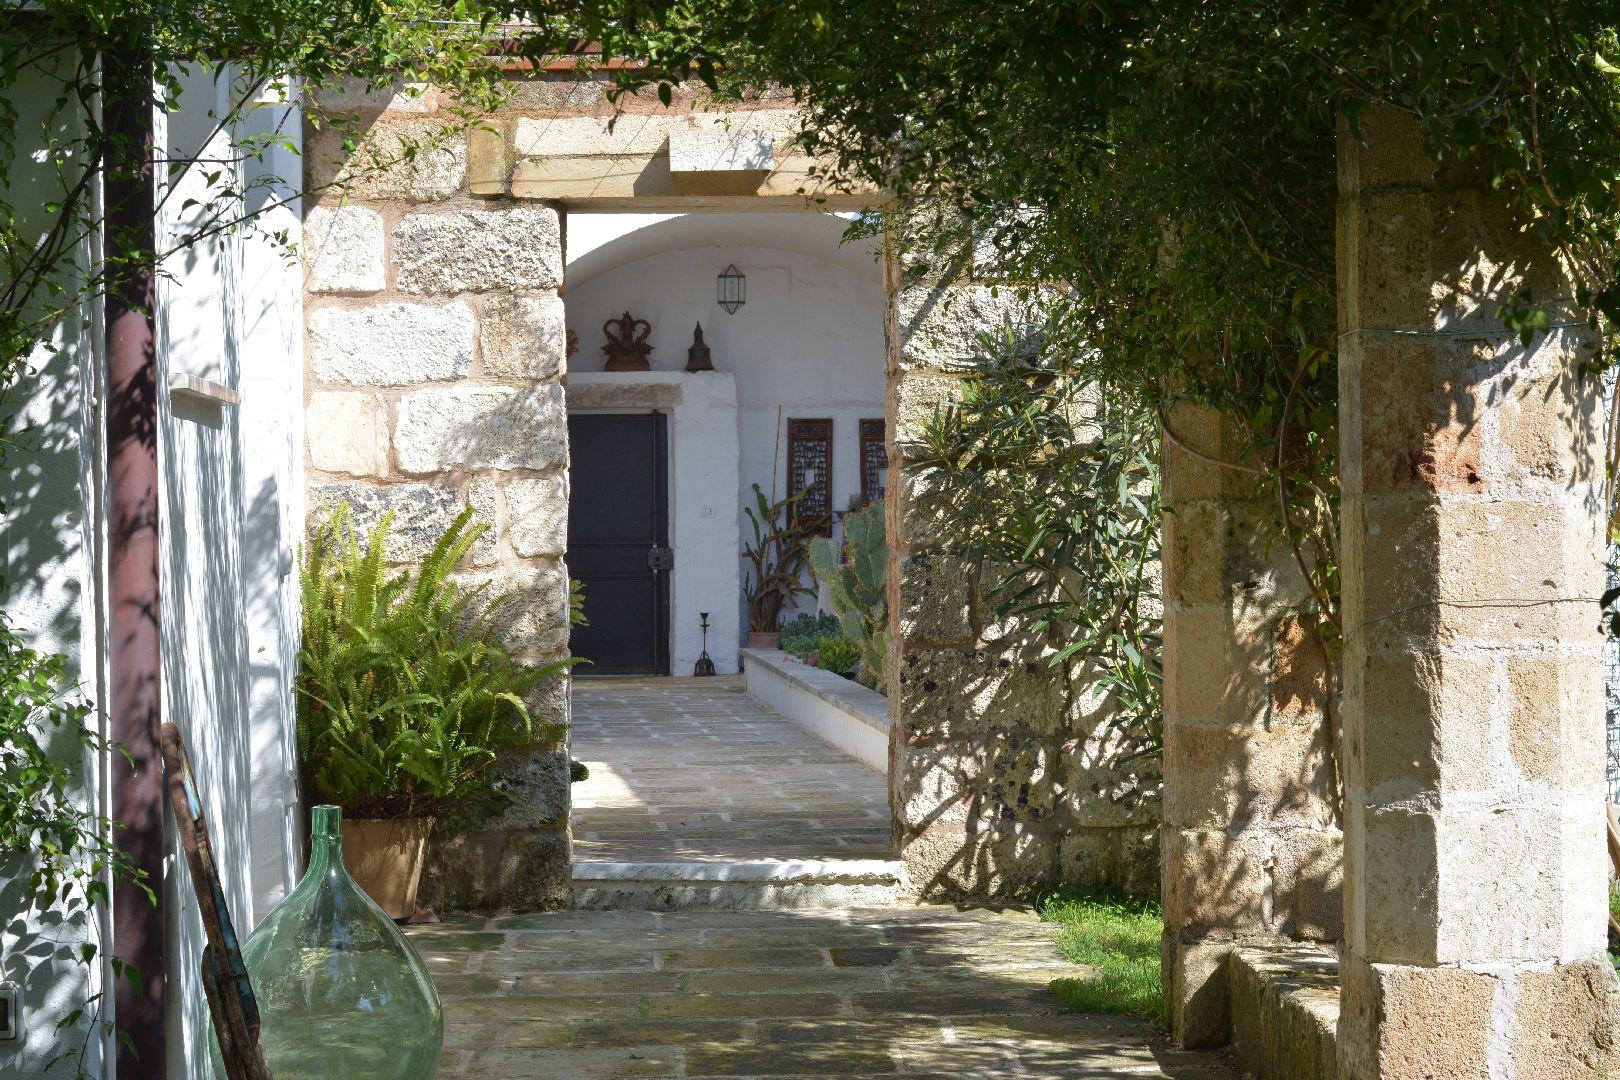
297,505 -> 572,918
742,483 -> 817,649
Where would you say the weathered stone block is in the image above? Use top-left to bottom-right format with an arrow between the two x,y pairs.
889,372 -> 964,449
895,554 -> 973,643
467,477 -> 500,562
480,293 -> 566,382
308,78 -> 437,115
1163,934 -> 1234,1049
309,482 -> 459,564
455,566 -> 571,656
895,647 -> 1065,740
1356,495 -> 1598,650
310,302 -> 474,385
1510,958 -> 1620,1078
1270,828 -> 1343,942
1163,500 -> 1299,610
304,205 -> 385,293
1162,720 -> 1334,831
894,283 -> 1043,372
487,745 -> 570,830
395,385 -> 567,474
1227,944 -> 1341,1080
504,475 -> 568,558
668,127 -> 773,172
1161,609 -> 1272,730
307,391 -> 388,477
306,118 -> 466,201
394,206 -> 562,294
1336,958 -> 1495,1080
1160,403 -> 1259,504
1160,829 -> 1267,936
420,825 -> 571,913
512,114 -> 670,157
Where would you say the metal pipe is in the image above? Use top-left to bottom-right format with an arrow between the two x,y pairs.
103,37 -> 166,1077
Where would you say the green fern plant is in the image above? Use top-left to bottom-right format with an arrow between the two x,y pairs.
298,504 -> 574,828
808,503 -> 890,691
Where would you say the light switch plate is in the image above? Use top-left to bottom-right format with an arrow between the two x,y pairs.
0,981 -> 20,1042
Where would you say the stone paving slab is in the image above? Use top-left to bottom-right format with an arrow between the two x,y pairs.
414,906 -> 1240,1079
569,678 -> 893,864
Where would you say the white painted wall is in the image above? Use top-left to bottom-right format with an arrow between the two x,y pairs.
0,66 -> 304,1078
566,372 -> 742,675
154,68 -> 305,1079
564,215 -> 886,656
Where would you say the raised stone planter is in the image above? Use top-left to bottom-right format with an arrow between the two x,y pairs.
1228,944 -> 1340,1080
740,647 -> 888,774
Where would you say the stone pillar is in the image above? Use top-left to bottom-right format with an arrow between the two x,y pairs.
303,86 -> 575,910
1159,405 -> 1342,1047
1337,107 -> 1620,1077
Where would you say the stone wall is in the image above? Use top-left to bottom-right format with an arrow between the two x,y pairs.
303,84 -> 575,910
884,235 -> 1160,900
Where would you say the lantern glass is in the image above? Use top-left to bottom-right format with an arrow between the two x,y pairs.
717,264 -> 746,314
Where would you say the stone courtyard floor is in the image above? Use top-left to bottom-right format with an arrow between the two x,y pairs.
410,678 -> 1239,1078
568,677 -> 893,863
413,906 -> 1241,1078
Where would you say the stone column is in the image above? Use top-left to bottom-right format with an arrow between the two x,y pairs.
1337,107 -> 1620,1077
1159,405 -> 1341,1047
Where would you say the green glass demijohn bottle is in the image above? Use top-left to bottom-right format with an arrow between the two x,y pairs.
214,805 -> 443,1078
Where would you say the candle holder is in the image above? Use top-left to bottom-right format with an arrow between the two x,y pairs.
694,612 -> 717,676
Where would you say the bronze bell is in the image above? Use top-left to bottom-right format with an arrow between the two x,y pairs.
685,322 -> 716,372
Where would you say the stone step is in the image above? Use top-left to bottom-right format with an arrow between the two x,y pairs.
571,858 -> 908,911
1228,943 -> 1341,1080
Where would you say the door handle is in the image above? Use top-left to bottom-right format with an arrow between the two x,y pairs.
648,546 -> 674,572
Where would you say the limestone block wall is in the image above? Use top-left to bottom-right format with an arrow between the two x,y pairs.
1337,108 -> 1620,1077
302,86 -> 574,910
1158,405 -> 1342,1048
884,239 -> 1160,900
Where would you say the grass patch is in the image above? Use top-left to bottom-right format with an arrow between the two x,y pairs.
1038,890 -> 1163,1021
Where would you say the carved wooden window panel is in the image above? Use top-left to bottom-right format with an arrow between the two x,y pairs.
787,418 -> 833,535
859,418 -> 888,507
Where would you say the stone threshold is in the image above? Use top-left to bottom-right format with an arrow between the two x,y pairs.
574,858 -> 905,884
740,647 -> 888,773
571,858 -> 908,912
1228,942 -> 1341,1080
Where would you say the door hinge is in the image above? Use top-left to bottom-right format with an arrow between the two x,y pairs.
648,546 -> 674,572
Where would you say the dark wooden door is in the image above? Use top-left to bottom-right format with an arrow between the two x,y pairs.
567,413 -> 671,675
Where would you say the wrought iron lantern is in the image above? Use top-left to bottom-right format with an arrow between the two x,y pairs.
717,264 -> 746,314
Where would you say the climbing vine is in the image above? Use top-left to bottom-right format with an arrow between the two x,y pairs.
695,0 -> 1620,755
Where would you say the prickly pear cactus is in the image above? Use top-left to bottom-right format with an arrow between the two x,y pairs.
809,504 -> 889,691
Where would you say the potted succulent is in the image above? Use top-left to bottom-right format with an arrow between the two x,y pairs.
297,505 -> 572,918
742,483 -> 818,649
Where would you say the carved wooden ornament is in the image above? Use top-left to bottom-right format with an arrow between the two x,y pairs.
602,311 -> 653,372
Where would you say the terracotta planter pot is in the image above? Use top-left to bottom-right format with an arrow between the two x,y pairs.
342,817 -> 434,920
747,631 -> 782,650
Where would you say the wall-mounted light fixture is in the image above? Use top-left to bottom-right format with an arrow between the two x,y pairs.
717,264 -> 746,314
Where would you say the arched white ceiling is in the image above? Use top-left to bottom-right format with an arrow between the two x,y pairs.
564,212 -> 882,292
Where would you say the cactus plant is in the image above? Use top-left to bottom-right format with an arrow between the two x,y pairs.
809,503 -> 890,691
